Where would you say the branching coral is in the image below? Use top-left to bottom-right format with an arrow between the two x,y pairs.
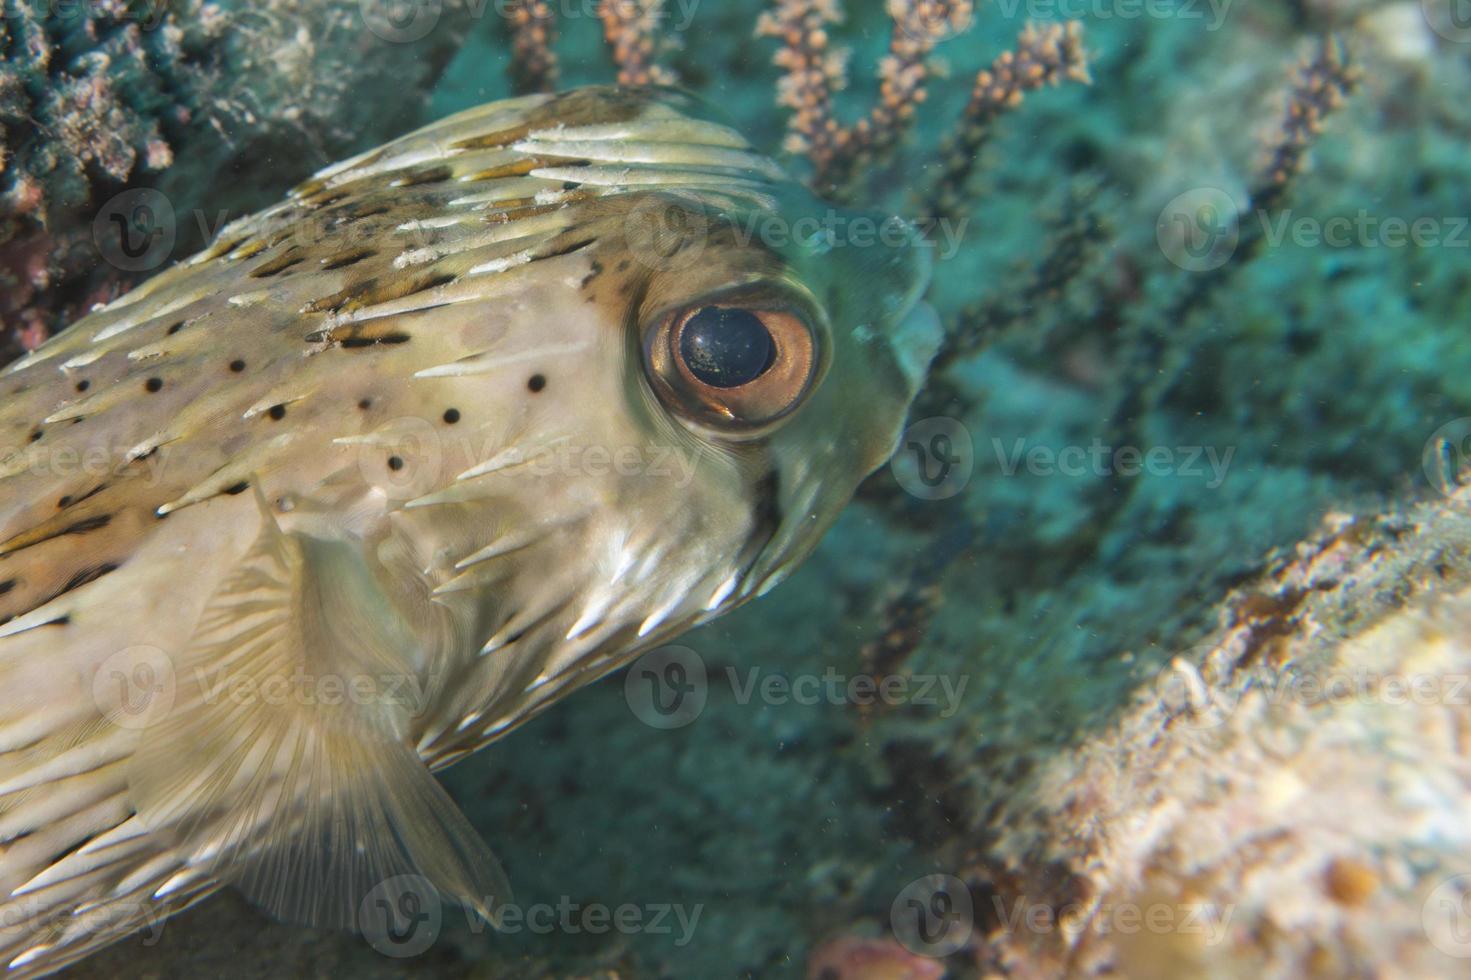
757,2 -> 1090,202
923,21 -> 1092,223
503,0 -> 560,94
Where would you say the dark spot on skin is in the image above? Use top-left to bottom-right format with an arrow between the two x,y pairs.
75,380 -> 90,393
580,258 -> 603,289
387,456 -> 404,471
144,377 -> 163,393
0,579 -> 14,597
223,481 -> 249,495
321,249 -> 375,271
48,563 -> 120,603
358,398 -> 372,411
443,408 -> 460,424
62,515 -> 111,536
340,334 -> 412,349
528,374 -> 547,393
229,359 -> 246,373
250,253 -> 305,278
166,321 -> 185,336
617,259 -> 630,271
268,405 -> 287,421
57,496 -> 72,509
562,181 -> 578,190
29,430 -> 42,443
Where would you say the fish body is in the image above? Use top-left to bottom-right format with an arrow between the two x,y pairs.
0,87 -> 938,973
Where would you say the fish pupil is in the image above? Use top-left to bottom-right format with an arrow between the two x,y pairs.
679,307 -> 775,389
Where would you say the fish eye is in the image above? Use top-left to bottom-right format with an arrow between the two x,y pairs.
644,299 -> 819,434
678,307 -> 775,388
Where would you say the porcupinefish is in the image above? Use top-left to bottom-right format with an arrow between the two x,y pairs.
0,87 -> 939,973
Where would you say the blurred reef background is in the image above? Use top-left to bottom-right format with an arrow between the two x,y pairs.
7,0 -> 1471,977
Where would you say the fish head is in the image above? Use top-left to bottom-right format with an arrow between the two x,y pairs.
591,181 -> 942,607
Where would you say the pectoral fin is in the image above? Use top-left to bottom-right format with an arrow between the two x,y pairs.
127,494 -> 509,932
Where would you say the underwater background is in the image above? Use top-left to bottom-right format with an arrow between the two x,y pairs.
4,0 -> 1471,976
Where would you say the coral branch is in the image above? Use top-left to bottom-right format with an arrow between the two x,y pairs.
503,0 -> 560,95
599,0 -> 678,87
1250,35 -> 1360,216
756,0 -> 848,184
757,0 -> 975,196
924,21 -> 1091,222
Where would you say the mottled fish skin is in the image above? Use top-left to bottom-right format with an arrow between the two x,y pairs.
0,87 -> 940,974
